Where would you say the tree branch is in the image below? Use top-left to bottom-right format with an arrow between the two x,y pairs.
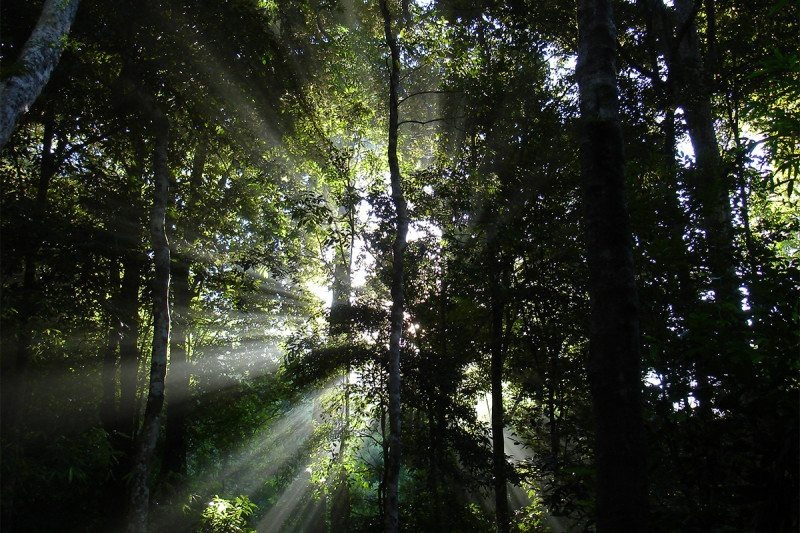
618,41 -> 659,82
397,117 -> 462,127
398,90 -> 459,105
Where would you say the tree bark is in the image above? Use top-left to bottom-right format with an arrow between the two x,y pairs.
119,255 -> 143,442
101,259 -> 123,435
0,0 -> 81,150
673,0 -> 739,312
379,1 -> 408,531
644,0 -> 741,319
163,143 -> 205,479
575,0 -> 648,530
331,206 -> 354,530
547,380 -> 560,473
117,138 -> 147,452
330,202 -> 353,336
126,111 -> 171,533
100,255 -> 142,528
162,255 -> 189,477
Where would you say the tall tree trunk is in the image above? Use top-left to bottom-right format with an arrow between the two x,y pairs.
331,232 -> 353,530
425,400 -> 442,528
487,233 -> 510,533
119,255 -> 143,443
379,1 -> 408,531
426,266 -> 448,528
644,0 -> 742,330
163,143 -> 205,479
331,365 -> 352,532
162,255 -> 189,477
547,381 -> 560,473
126,111 -> 171,532
101,259 -> 123,435
117,137 -> 147,454
330,203 -> 353,336
0,0 -> 80,150
379,401 -> 389,526
575,0 -> 648,530
102,254 -> 142,529
331,216 -> 352,311
673,0 -> 739,314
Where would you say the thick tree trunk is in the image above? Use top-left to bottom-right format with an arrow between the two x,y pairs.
126,112 -> 171,533
0,0 -> 80,150
379,1 -> 408,531
488,234 -> 510,533
575,0 -> 648,530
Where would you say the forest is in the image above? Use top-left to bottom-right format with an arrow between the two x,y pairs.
0,0 -> 797,531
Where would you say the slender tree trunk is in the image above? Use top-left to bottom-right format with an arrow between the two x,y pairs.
379,401 -> 389,526
487,233 -> 510,533
645,0 -> 741,325
379,1 -> 408,531
162,255 -> 189,477
119,255 -> 143,442
425,400 -> 442,528
331,365 -> 352,531
117,138 -> 147,453
673,0 -> 739,313
0,0 -> 80,150
547,382 -> 560,473
101,259 -> 123,434
331,239 -> 353,529
127,112 -> 171,532
102,256 -> 142,529
162,143 -> 205,479
331,202 -> 353,336
331,217 -> 352,312
575,0 -> 648,530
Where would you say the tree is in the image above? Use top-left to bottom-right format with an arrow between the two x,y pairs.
575,0 -> 648,530
0,0 -> 81,151
379,0 -> 409,530
126,104 -> 171,533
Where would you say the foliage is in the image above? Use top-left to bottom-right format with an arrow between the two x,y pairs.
1,0 -> 797,531
199,495 -> 258,533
